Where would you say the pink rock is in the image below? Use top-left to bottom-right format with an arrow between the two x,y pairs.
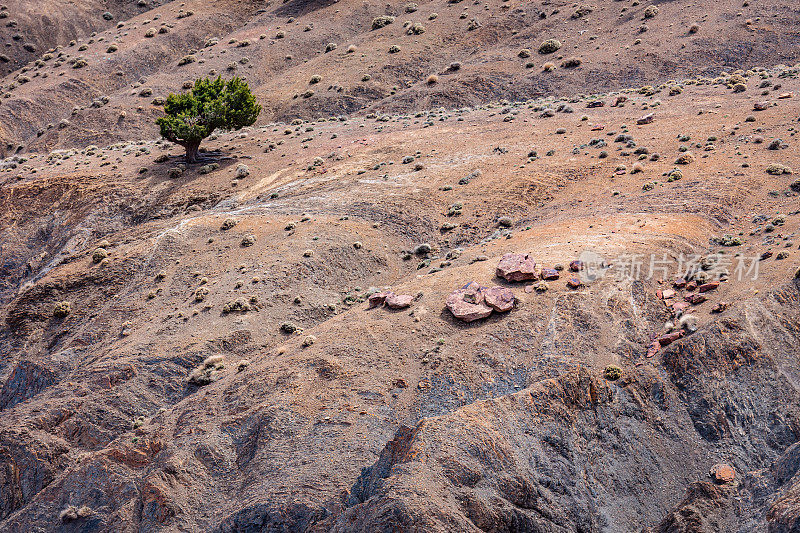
637,113 -> 654,125
612,95 -> 628,106
662,289 -> 676,299
658,330 -> 685,346
673,277 -> 687,289
483,286 -> 515,312
496,253 -> 538,282
386,293 -> 414,309
541,268 -> 559,281
524,284 -> 534,294
685,280 -> 698,291
368,292 -> 389,308
698,281 -> 719,293
446,282 -> 493,322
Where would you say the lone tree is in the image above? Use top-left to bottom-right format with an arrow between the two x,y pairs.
156,76 -> 261,163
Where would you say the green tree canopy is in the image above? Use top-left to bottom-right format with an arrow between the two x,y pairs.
156,76 -> 261,163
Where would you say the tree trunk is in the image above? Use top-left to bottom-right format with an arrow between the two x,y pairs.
184,141 -> 201,164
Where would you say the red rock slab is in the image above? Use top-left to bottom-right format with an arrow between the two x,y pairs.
662,289 -> 676,299
496,253 -> 538,282
673,277 -> 687,289
446,282 -> 493,322
541,268 -> 560,280
685,293 -> 707,305
698,281 -> 720,293
709,463 -> 735,484
483,286 -> 515,312
568,260 -> 584,272
386,293 -> 414,309
685,280 -> 698,291
658,330 -> 685,346
566,278 -> 583,289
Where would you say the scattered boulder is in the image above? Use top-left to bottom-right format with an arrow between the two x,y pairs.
566,278 -> 582,289
446,282 -> 493,322
636,113 -> 654,125
753,101 -> 770,111
483,286 -> 515,312
496,253 -> 537,281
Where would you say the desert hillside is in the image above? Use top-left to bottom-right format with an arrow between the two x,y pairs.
0,0 -> 800,532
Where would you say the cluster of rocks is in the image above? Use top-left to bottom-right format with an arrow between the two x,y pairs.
446,282 -> 515,322
646,274 -> 723,357
367,290 -> 414,310
446,254 -> 587,322
496,253 -> 584,290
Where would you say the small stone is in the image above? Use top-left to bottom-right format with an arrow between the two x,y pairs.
698,281 -> 719,293
540,268 -> 559,280
709,463 -> 735,484
673,277 -> 687,289
685,293 -> 707,305
636,113 -> 654,125
711,301 -> 729,313
566,277 -> 582,289
662,289 -> 676,299
568,260 -> 583,272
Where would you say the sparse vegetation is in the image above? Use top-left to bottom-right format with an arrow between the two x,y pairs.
538,39 -> 562,54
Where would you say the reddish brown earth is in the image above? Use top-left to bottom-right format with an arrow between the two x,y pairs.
1,0 -> 800,532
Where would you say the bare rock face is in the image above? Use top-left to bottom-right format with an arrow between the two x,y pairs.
483,286 -> 515,312
495,253 -> 537,282
446,282 -> 493,321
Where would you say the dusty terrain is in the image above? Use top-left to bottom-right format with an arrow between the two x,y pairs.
0,0 -> 800,532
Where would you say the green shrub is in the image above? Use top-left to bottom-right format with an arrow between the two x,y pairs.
156,77 -> 260,163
